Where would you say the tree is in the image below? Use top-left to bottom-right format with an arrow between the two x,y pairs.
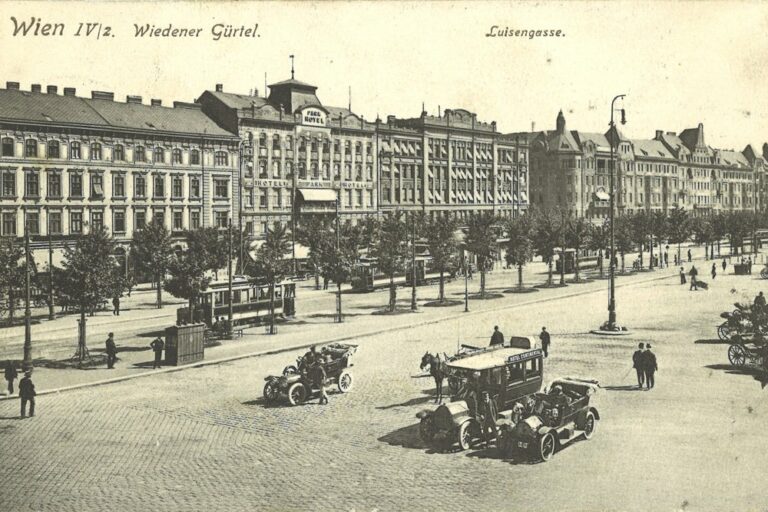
532,208 -> 563,286
465,212 -> 500,298
0,239 -> 25,324
690,216 -> 713,260
613,215 -> 635,273
629,211 -> 650,269
251,223 -> 292,334
667,207 -> 691,263
424,215 -> 459,303
319,222 -> 359,322
588,220 -> 610,278
565,215 -> 593,282
726,211 -> 750,256
504,214 -> 534,290
296,216 -> 334,290
60,227 -> 119,360
164,249 -> 211,323
710,212 -> 728,258
185,227 -> 225,274
131,220 -> 173,308
648,211 -> 668,269
371,211 -> 408,312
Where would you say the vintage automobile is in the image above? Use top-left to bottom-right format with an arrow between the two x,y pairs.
727,333 -> 768,371
263,343 -> 357,405
416,342 -> 543,451
497,377 -> 600,462
445,336 -> 534,394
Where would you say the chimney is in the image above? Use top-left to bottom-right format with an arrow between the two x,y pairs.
215,83 -> 223,92
31,84 -> 42,93
91,91 -> 114,101
47,85 -> 58,94
531,121 -> 536,132
151,99 -> 162,106
655,130 -> 663,139
63,87 -> 76,96
126,95 -> 142,104
6,81 -> 20,90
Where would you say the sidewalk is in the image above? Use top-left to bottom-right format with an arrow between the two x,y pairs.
0,261 -> 683,400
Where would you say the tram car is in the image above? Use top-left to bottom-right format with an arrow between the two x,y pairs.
177,276 -> 296,328
351,256 -> 450,292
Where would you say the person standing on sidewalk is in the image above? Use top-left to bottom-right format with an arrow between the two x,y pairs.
722,258 -> 727,274
19,371 -> 35,418
632,343 -> 645,389
539,327 -> 551,357
150,336 -> 165,369
711,263 -> 717,280
687,249 -> 692,262
642,344 -> 658,390
689,266 -> 698,291
679,267 -> 687,285
112,295 -> 120,316
4,361 -> 18,395
105,332 -> 118,369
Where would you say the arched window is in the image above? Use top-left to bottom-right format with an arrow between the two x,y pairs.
90,142 -> 102,160
113,144 -> 124,161
134,146 -> 145,162
285,135 -> 293,150
70,141 -> 81,159
344,164 -> 351,180
258,160 -> 267,177
153,147 -> 164,164
311,162 -> 318,179
334,163 -> 340,178
259,132 -> 267,147
272,161 -> 281,178
25,139 -> 38,158
189,149 -> 200,165
298,162 -> 307,179
272,134 -> 280,150
286,161 -> 294,177
172,149 -> 182,164
355,164 -> 362,180
47,140 -> 60,159
1,137 -> 14,157
311,139 -> 318,152
322,163 -> 329,179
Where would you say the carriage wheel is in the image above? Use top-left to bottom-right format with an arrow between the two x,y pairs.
282,365 -> 298,376
263,381 -> 279,402
761,267 -> 768,279
287,382 -> 307,406
457,421 -> 475,451
337,371 -> 353,393
419,415 -> 436,443
582,411 -> 597,440
728,344 -> 747,367
539,432 -> 557,461
717,323 -> 731,341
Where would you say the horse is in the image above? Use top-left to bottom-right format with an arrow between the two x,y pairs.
420,352 -> 447,404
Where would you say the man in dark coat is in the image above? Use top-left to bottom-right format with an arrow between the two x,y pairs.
478,391 -> 498,447
150,337 -> 164,369
689,266 -> 698,291
687,249 -> 692,262
105,332 -> 117,369
490,326 -> 504,346
539,327 -> 551,357
19,371 -> 35,418
4,361 -> 18,395
754,292 -> 766,310
112,296 -> 120,316
643,344 -> 658,390
632,343 -> 645,389
311,359 -> 328,405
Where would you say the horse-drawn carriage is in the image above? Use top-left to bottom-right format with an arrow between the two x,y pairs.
263,343 -> 357,405
727,333 -> 768,371
717,302 -> 765,342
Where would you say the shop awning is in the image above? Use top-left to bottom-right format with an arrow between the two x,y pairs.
297,188 -> 337,202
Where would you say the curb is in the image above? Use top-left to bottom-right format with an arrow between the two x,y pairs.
0,269 -> 676,401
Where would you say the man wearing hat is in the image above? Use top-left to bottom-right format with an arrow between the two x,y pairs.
105,332 -> 118,369
478,391 -> 498,447
489,326 -> 504,346
310,358 -> 328,405
150,336 -> 165,369
539,327 -> 551,358
632,343 -> 645,389
4,361 -> 18,395
642,344 -> 658,390
19,371 -> 36,418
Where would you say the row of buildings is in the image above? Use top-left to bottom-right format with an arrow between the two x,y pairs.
0,76 -> 766,264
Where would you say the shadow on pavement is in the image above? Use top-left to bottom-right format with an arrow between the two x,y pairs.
378,422 -> 428,450
376,395 -> 437,410
705,364 -> 768,388
242,397 -> 285,409
602,384 -> 645,392
694,339 -> 729,344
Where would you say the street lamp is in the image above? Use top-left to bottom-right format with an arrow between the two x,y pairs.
23,227 -> 32,371
464,254 -> 469,313
238,132 -> 254,275
335,185 -> 343,323
410,211 -> 417,311
227,218 -> 234,336
47,211 -> 55,321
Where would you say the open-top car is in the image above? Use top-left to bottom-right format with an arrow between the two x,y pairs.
263,343 -> 357,405
416,340 -> 543,451
497,377 -> 600,462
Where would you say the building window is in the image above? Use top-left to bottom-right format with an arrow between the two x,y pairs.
214,151 -> 228,166
134,175 -> 146,198
322,163 -> 329,179
286,161 -> 294,178
70,142 -> 81,160
70,211 -> 82,234
154,147 -> 165,164
113,210 -> 126,233
172,176 -> 183,198
153,210 -> 164,226
25,211 -> 39,235
25,171 -> 39,197
345,164 -> 351,180
69,173 -> 83,197
48,211 -> 62,235
190,177 -> 200,198
47,140 -> 60,158
258,160 -> 267,178
135,146 -> 146,162
47,172 -> 62,198
91,210 -> 104,231
1,212 -> 16,236
215,211 -> 228,228
114,144 -> 124,161
90,174 -> 104,198
259,189 -> 267,207
299,163 -> 307,179
172,149 -> 182,164
356,190 -> 363,207
113,175 -> 125,197
273,161 -> 281,178
173,210 -> 183,231
1,137 -> 14,157
214,179 -> 228,198
153,175 -> 165,198
272,134 -> 280,150
190,149 -> 200,165
0,170 -> 14,197
311,163 -> 319,179
245,188 -> 254,208
90,143 -> 102,160
135,210 -> 146,230
25,139 -> 38,158
190,210 -> 200,230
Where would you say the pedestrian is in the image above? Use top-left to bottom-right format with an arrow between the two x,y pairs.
748,257 -> 752,274
632,343 -> 645,389
754,291 -> 766,309
722,258 -> 727,273
674,253 -> 678,266
112,295 -> 120,316
323,275 -> 329,290
664,251 -> 669,268
539,327 -> 551,358
4,361 -> 18,395
311,359 -> 328,405
689,265 -> 698,291
150,336 -> 164,369
490,325 -> 505,346
711,263 -> 717,280
468,265 -> 474,280
19,371 -> 35,418
105,332 -> 117,369
478,391 -> 498,447
642,344 -> 658,390
687,249 -> 692,262
679,267 -> 687,285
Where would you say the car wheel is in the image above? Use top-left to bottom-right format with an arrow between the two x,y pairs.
582,411 -> 597,440
337,371 -> 353,393
539,432 -> 556,462
287,382 -> 306,406
761,267 -> 768,279
457,421 -> 474,451
419,415 -> 436,444
728,344 -> 747,367
263,381 -> 279,402
283,365 -> 298,376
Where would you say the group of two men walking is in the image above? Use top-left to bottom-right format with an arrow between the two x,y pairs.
632,343 -> 658,390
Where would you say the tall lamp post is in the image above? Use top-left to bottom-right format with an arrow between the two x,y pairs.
23,227 -> 32,371
47,212 -> 55,320
464,254 -> 469,313
410,212 -> 417,311
604,94 -> 627,332
227,218 -> 233,336
238,133 -> 254,275
335,186 -> 342,323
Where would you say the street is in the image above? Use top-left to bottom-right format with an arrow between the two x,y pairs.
1,266 -> 767,511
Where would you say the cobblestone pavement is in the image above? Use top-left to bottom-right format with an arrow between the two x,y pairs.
2,269 -> 767,511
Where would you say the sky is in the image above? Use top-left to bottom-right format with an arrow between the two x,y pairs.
1,0 -> 767,151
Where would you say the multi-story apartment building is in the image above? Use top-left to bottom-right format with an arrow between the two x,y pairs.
528,111 -> 766,221
378,109 -> 529,219
0,81 -> 239,264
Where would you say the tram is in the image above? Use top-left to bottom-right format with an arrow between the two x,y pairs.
350,256 -> 450,292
